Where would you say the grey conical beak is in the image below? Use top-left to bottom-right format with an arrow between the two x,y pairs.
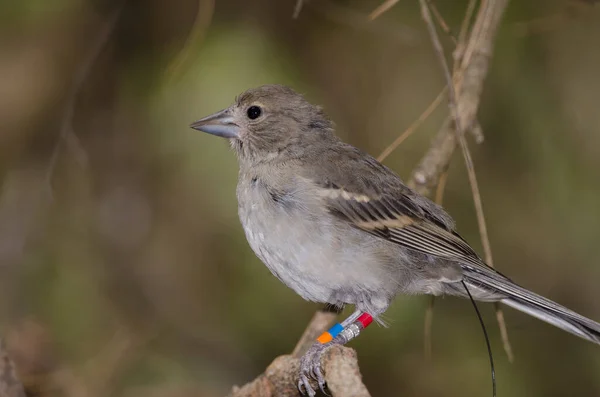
190,108 -> 240,139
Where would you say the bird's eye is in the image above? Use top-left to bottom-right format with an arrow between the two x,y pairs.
247,105 -> 262,120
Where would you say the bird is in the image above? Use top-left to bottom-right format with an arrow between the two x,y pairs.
190,84 -> 600,396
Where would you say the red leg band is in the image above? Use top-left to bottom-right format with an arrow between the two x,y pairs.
357,313 -> 373,328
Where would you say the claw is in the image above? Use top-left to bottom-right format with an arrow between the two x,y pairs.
299,374 -> 316,397
298,341 -> 336,397
298,378 -> 305,395
314,366 -> 329,395
297,312 -> 369,396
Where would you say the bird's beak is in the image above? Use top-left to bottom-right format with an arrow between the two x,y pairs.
190,108 -> 240,139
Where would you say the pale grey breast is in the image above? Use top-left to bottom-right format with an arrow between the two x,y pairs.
236,171 -> 401,314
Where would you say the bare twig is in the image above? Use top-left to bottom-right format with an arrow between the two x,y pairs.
430,0 -> 485,143
495,303 -> 514,361
421,0 -> 496,271
166,0 -> 215,80
454,0 -> 479,67
376,1 -> 483,170
434,169 -> 450,205
0,338 -> 26,397
368,0 -> 401,21
428,1 -> 458,44
377,87 -> 447,162
418,0 -> 514,362
293,0 -> 305,19
45,8 -> 122,197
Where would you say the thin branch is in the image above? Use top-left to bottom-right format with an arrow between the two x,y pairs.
377,87 -> 447,162
293,0 -> 305,19
45,7 -> 122,197
428,1 -> 458,44
495,303 -> 514,362
420,0 -> 495,268
430,0 -> 485,143
452,0 -> 486,144
419,0 -> 498,266
454,0 -> 479,68
368,0 -> 401,21
165,0 -> 215,80
418,0 -> 514,362
379,0 -> 483,187
434,169 -> 450,205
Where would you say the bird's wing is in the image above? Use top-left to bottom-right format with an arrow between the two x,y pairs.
319,183 -> 482,266
303,145 -> 483,266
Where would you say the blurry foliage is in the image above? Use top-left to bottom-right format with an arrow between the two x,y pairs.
1,0 -> 600,396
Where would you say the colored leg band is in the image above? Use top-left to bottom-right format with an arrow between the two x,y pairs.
357,313 -> 373,328
315,313 -> 374,344
317,323 -> 344,344
338,312 -> 373,343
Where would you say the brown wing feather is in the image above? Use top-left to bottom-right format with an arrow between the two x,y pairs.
321,186 -> 482,266
300,143 -> 478,263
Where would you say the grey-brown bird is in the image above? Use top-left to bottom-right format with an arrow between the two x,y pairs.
191,84 -> 600,396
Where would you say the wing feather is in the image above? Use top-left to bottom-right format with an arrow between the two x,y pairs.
322,186 -> 482,266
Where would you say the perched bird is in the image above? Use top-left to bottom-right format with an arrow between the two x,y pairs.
190,84 -> 600,396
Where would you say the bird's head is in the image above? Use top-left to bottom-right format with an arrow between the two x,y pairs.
190,85 -> 335,163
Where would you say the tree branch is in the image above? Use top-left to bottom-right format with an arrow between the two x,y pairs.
228,346 -> 370,397
409,0 -> 510,194
0,338 -> 26,397
415,0 -> 514,361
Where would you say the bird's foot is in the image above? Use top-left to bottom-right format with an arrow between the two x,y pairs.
298,340 -> 338,396
298,312 -> 373,396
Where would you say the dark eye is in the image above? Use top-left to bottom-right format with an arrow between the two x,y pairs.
247,105 -> 262,120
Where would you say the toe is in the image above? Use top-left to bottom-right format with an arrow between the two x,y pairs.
315,366 -> 329,395
310,365 -> 321,381
299,374 -> 316,397
298,342 -> 334,396
298,377 -> 306,395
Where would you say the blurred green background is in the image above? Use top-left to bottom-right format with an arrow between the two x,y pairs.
1,0 -> 599,396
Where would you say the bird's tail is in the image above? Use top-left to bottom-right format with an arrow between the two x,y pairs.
453,265 -> 600,345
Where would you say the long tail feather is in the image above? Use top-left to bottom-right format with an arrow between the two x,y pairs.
457,266 -> 600,345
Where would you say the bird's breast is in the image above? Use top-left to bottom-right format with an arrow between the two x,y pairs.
236,176 -> 331,301
235,175 -> 398,307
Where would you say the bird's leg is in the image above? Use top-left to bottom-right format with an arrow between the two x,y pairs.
298,310 -> 373,396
